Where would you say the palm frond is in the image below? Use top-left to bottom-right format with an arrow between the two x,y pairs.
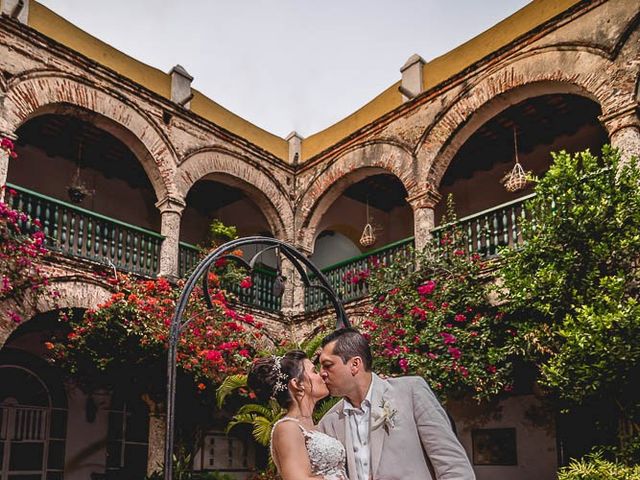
313,396 -> 340,423
216,374 -> 247,408
252,415 -> 279,446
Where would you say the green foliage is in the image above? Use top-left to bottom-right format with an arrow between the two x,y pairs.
216,374 -> 248,408
364,206 -> 514,402
226,401 -> 284,446
499,146 -> 640,448
209,219 -> 238,244
558,453 -> 640,480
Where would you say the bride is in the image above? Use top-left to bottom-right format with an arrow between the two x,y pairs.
248,350 -> 348,480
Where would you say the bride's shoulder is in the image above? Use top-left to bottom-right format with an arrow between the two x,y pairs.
272,418 -> 305,442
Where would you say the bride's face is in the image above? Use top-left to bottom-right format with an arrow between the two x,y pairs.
301,358 -> 329,401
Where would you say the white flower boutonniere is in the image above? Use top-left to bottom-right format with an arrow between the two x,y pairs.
371,400 -> 397,434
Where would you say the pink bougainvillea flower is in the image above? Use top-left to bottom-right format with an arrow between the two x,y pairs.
417,280 -> 436,295
398,358 -> 409,373
447,346 -> 462,360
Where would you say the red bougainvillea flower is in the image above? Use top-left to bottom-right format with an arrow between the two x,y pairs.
239,276 -> 253,289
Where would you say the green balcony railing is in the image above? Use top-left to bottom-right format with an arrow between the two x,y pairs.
6,183 -> 164,277
178,242 -> 282,312
305,236 -> 415,311
178,241 -> 202,278
431,193 -> 534,258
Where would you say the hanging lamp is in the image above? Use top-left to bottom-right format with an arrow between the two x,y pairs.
359,197 -> 376,247
67,141 -> 95,204
501,127 -> 531,192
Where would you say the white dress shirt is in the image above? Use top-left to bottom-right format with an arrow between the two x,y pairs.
343,381 -> 374,480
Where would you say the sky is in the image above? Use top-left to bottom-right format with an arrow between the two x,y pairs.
39,0 -> 530,138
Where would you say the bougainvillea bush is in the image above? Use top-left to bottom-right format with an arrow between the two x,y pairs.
48,268 -> 268,395
1,138 -> 54,324
364,227 -> 515,403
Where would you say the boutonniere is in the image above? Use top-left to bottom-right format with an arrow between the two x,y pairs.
371,399 -> 397,434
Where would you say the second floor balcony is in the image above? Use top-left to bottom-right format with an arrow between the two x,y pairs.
6,181 -> 533,314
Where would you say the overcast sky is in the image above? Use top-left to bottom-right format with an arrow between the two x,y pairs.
39,0 -> 530,138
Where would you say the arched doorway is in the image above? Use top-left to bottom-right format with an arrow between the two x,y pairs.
0,350 -> 67,480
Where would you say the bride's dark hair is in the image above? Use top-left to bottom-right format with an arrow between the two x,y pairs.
248,350 -> 307,408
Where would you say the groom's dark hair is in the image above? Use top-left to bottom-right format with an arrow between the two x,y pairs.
321,327 -> 372,371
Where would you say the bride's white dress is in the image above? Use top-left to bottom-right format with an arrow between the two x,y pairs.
271,417 -> 348,480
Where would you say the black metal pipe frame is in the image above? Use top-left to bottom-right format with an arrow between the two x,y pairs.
164,236 -> 349,479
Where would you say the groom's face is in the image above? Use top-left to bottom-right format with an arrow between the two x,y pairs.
319,341 -> 353,397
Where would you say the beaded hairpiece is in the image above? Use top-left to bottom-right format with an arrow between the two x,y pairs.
271,355 -> 289,395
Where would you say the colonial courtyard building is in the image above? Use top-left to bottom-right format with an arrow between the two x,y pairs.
0,0 -> 638,478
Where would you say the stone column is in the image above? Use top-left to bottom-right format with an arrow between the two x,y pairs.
0,131 -> 17,202
280,244 -> 312,317
155,196 -> 186,280
407,187 -> 442,253
599,103 -> 640,164
142,394 -> 166,476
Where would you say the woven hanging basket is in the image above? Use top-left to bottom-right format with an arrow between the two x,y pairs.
359,223 -> 376,247
501,161 -> 529,192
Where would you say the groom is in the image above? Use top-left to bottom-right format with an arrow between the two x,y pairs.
318,328 -> 475,480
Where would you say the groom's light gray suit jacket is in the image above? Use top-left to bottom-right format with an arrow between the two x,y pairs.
318,373 -> 475,480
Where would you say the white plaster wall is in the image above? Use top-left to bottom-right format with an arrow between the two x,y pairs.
63,388 -> 110,480
311,231 -> 361,268
449,395 -> 558,480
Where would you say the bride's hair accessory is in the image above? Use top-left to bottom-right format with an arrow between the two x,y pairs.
271,355 -> 289,395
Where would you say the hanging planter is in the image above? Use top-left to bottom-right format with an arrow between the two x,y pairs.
501,128 -> 531,192
67,142 -> 95,204
359,197 -> 377,247
359,223 -> 376,247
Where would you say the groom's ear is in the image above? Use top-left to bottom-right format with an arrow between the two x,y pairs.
350,356 -> 363,375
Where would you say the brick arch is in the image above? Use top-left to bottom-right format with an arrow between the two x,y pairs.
296,141 -> 417,253
177,147 -> 292,240
417,49 -> 621,187
0,276 -> 112,348
2,71 -> 178,201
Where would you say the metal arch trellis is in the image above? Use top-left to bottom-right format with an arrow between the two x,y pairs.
164,236 -> 349,480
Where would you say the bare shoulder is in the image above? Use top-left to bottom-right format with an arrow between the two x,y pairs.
272,420 -> 304,446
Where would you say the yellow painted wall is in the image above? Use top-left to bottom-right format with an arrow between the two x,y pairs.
301,0 -> 583,160
20,0 -> 582,164
25,2 -> 288,160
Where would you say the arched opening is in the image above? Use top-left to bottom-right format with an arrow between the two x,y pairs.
0,311 -> 69,480
179,176 -> 281,310
180,175 -> 276,263
305,172 -> 413,310
434,93 -> 607,257
311,230 -> 361,269
11,114 -> 160,230
437,93 -> 606,219
310,173 -> 412,268
7,114 -> 163,275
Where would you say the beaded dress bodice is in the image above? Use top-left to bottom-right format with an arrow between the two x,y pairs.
271,417 -> 348,480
